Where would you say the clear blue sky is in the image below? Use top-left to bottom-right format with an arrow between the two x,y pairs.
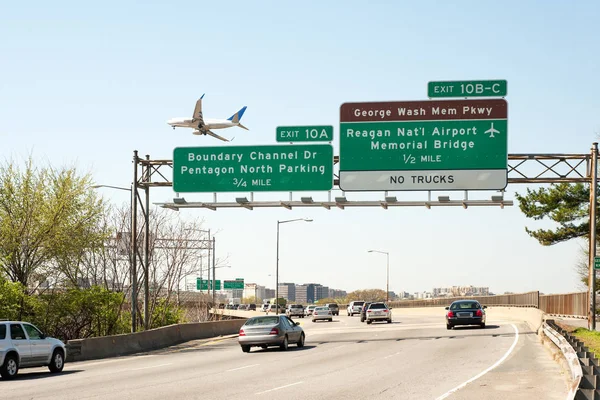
2,1 -> 599,295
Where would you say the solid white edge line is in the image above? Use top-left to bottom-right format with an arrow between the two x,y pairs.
130,363 -> 172,371
435,323 -> 520,400
255,381 -> 304,395
227,364 -> 260,372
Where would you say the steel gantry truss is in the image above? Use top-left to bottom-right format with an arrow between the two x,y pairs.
130,144 -> 600,331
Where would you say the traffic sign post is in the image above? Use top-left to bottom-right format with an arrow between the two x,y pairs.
224,279 -> 244,289
339,99 -> 508,191
197,279 -> 221,290
173,145 -> 333,192
428,80 -> 507,98
276,125 -> 333,142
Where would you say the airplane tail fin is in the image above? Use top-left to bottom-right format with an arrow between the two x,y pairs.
227,106 -> 247,124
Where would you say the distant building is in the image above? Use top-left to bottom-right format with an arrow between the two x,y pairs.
432,286 -> 490,298
304,283 -> 317,303
264,288 -> 275,299
243,283 -> 265,301
329,289 -> 347,299
295,285 -> 308,304
315,285 -> 329,301
278,283 -> 296,301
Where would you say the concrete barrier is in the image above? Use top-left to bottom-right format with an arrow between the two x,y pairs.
66,319 -> 246,362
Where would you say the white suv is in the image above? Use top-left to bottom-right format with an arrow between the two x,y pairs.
347,301 -> 365,316
0,320 -> 67,379
365,303 -> 392,324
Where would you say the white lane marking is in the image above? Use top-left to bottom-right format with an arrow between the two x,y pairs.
227,364 -> 260,372
383,351 -> 401,359
129,363 -> 172,371
435,323 -> 520,400
68,355 -> 156,368
255,381 -> 303,395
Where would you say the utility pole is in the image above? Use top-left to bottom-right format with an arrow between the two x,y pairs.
212,237 -> 216,307
130,151 -> 138,333
589,142 -> 598,330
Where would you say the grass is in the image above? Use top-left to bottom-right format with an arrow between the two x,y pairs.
569,327 -> 600,357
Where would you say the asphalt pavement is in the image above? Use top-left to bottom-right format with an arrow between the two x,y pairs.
2,312 -> 569,399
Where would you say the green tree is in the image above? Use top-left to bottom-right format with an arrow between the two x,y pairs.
0,157 -> 108,288
346,289 -> 387,302
315,297 -> 337,305
515,183 -> 591,245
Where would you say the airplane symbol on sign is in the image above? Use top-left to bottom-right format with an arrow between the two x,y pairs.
485,122 -> 500,138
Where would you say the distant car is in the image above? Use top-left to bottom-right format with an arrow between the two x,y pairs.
261,304 -> 269,312
238,304 -> 248,311
218,303 -> 226,309
324,303 -> 339,316
238,315 -> 305,352
267,304 -> 285,314
365,302 -> 392,324
347,301 -> 365,316
360,302 -> 373,322
248,304 -> 257,311
445,300 -> 487,329
286,304 -> 305,318
0,321 -> 66,379
304,305 -> 316,316
312,306 -> 333,322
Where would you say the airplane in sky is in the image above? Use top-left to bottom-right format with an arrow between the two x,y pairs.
484,122 -> 500,138
167,94 -> 248,142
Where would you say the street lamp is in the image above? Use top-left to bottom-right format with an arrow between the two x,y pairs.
91,184 -> 131,192
276,218 -> 313,315
368,250 -> 390,304
92,183 -> 140,333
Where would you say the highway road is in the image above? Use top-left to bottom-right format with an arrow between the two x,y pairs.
3,311 -> 569,399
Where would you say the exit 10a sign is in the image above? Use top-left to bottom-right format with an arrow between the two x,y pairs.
428,80 -> 507,98
276,125 -> 333,142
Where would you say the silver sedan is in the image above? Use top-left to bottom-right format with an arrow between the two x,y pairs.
312,306 -> 333,322
238,315 -> 305,353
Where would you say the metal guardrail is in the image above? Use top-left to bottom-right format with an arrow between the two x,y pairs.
543,320 -> 582,399
545,320 -> 598,400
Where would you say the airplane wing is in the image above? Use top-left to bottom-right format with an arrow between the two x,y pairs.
205,129 -> 229,142
192,94 -> 205,123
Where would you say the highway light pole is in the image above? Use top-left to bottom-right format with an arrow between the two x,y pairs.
91,184 -> 139,333
276,218 -> 313,315
368,250 -> 389,304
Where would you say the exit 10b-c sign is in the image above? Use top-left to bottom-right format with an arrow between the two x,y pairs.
428,80 -> 507,98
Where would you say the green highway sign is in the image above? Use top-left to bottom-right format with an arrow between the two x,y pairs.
197,279 -> 221,290
173,144 -> 333,193
595,257 -> 600,270
224,279 -> 244,289
339,99 -> 508,191
276,125 -> 333,142
428,80 -> 507,98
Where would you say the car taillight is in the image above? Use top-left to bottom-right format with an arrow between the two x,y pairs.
269,328 -> 279,335
383,310 -> 388,312
367,310 -> 372,312
239,329 -> 245,336
447,311 -> 454,317
476,309 -> 483,317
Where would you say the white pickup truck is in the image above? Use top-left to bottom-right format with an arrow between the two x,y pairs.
347,301 -> 365,316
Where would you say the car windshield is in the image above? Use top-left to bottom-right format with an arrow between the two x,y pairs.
369,303 -> 386,309
291,305 -> 303,309
450,302 -> 481,310
354,302 -> 364,306
245,317 -> 280,326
